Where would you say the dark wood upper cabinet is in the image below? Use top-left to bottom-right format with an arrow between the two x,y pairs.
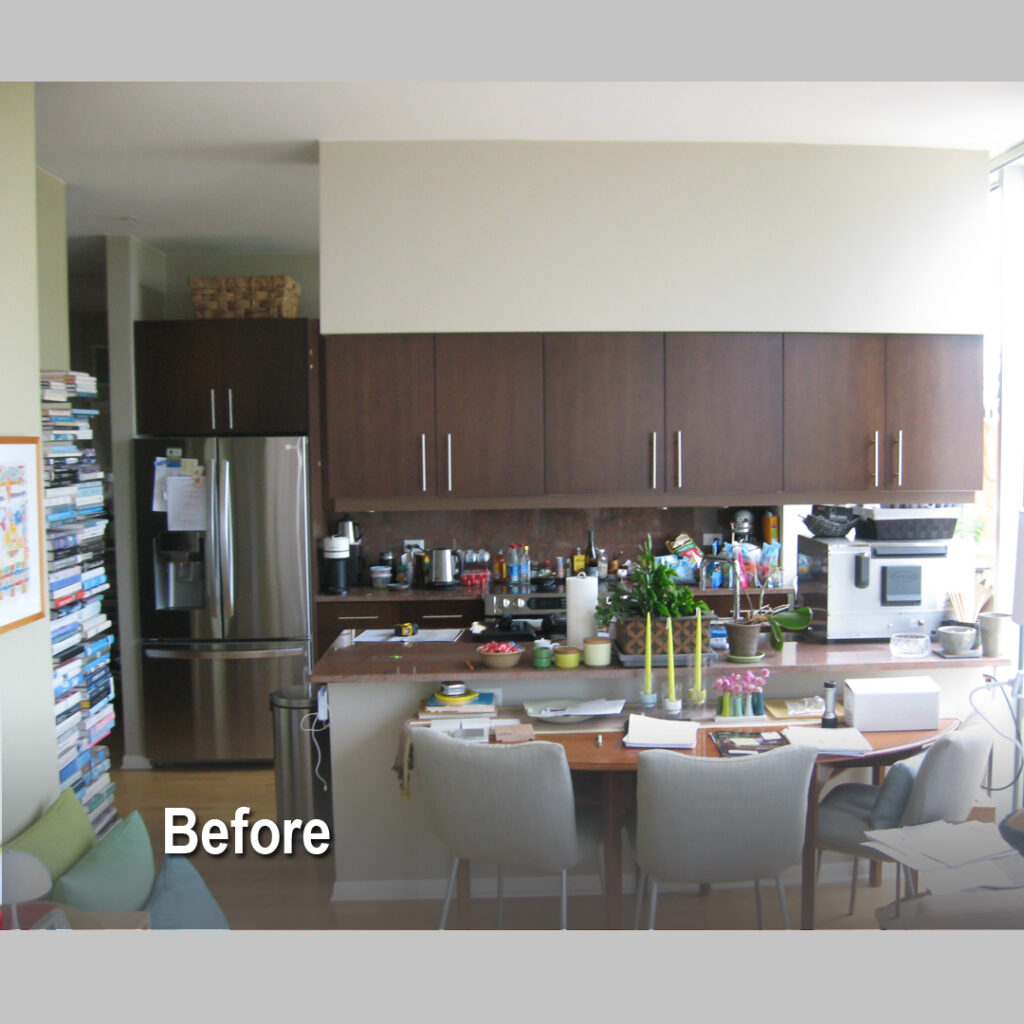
885,334 -> 983,491
665,333 -> 783,493
783,333 -> 886,492
543,332 -> 664,495
322,334 -> 437,499
135,319 -> 314,436
434,334 -> 544,497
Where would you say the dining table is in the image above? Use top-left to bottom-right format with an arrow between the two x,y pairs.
490,714 -> 961,930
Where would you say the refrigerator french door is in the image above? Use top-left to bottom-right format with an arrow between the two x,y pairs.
134,436 -> 312,762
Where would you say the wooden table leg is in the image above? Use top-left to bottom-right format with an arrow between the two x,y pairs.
602,773 -> 631,930
457,859 -> 471,929
801,766 -> 823,930
869,765 -> 885,886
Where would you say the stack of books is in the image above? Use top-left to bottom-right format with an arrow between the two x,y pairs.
41,370 -> 117,836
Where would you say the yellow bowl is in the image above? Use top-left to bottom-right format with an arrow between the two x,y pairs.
477,645 -> 523,668
553,646 -> 581,669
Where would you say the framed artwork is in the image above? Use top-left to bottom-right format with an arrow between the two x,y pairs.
0,437 -> 46,634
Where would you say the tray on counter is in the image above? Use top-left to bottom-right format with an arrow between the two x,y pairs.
614,650 -> 720,668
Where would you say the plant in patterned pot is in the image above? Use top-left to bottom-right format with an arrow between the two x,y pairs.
594,536 -> 711,657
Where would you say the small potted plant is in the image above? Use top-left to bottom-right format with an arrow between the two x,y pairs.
594,536 -> 711,657
725,586 -> 812,657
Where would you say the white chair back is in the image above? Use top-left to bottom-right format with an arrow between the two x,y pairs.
635,744 -> 816,884
902,723 -> 992,826
412,728 -> 587,873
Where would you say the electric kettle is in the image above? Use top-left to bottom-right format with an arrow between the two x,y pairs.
427,548 -> 461,587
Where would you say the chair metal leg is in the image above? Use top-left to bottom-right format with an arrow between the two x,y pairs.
633,871 -> 646,930
497,867 -> 504,929
560,869 -> 568,930
895,862 -> 902,917
776,876 -> 790,930
440,856 -> 460,930
815,849 -> 822,882
647,879 -> 659,930
848,856 -> 859,915
754,879 -> 764,929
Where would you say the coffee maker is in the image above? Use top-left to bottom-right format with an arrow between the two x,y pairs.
335,516 -> 363,586
320,535 -> 351,595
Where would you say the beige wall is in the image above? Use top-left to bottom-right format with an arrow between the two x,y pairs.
0,84 -> 60,841
319,141 -> 988,335
36,168 -> 70,370
163,253 -> 320,320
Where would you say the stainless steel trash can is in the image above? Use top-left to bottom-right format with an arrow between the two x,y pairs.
270,685 -> 333,829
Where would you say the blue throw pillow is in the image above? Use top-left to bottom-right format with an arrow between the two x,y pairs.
869,755 -> 924,829
145,855 -> 229,929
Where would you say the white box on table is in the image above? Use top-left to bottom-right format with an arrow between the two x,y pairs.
842,676 -> 940,731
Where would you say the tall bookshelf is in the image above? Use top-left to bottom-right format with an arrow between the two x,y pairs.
41,369 -> 118,837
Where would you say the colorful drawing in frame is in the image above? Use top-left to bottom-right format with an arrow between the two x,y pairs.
0,437 -> 45,634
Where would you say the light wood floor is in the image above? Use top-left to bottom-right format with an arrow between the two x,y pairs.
111,764 -> 901,930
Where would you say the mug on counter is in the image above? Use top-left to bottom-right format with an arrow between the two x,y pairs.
978,612 -> 1014,657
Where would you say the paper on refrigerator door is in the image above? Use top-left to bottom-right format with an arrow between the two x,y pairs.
165,472 -> 209,530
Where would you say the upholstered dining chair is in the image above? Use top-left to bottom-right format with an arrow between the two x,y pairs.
411,728 -> 603,929
815,722 -> 992,917
630,743 -> 817,929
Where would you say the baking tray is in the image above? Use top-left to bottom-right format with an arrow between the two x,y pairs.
614,650 -> 719,668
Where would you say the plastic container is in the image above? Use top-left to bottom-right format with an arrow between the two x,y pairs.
370,565 -> 392,590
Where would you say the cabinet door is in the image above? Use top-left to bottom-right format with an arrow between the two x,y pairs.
219,320 -> 311,434
434,334 -> 544,497
322,335 -> 437,499
135,322 -> 223,435
783,334 -> 886,492
885,334 -> 983,491
544,333 -> 665,495
315,601 -> 399,660
665,333 -> 782,493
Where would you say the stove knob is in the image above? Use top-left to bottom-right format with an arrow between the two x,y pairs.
501,597 -> 512,609
516,598 -> 526,609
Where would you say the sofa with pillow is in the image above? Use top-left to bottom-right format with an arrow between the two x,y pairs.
1,789 -> 228,929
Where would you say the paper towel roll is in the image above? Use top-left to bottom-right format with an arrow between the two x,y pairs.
566,574 -> 599,650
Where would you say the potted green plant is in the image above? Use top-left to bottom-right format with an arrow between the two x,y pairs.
725,587 -> 812,656
595,536 -> 711,656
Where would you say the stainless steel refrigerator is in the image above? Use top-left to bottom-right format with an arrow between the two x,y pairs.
134,436 -> 312,762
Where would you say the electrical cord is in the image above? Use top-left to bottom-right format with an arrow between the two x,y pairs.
299,710 -> 330,793
968,671 -> 1024,793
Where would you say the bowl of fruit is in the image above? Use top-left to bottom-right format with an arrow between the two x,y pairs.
477,640 -> 524,669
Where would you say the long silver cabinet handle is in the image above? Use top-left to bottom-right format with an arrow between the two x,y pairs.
651,431 -> 658,490
423,614 -> 462,620
228,387 -> 234,430
896,428 -> 904,487
221,459 -> 234,621
873,430 -> 880,488
420,434 -> 427,492
447,433 -> 453,492
676,430 -> 683,489
210,389 -> 216,431
334,615 -> 380,622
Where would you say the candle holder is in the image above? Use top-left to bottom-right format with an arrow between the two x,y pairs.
639,688 -> 658,709
662,696 -> 683,716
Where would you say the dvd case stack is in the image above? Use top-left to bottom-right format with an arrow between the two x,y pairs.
41,369 -> 118,838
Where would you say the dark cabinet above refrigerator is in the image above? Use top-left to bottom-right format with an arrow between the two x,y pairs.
134,319 -> 318,436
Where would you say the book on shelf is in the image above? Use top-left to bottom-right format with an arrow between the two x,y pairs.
710,729 -> 789,757
54,688 -> 82,718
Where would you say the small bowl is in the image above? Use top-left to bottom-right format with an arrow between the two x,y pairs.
477,645 -> 523,669
553,645 -> 581,669
889,632 -> 931,658
936,624 -> 976,656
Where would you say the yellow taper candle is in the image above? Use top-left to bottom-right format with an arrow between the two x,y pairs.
644,611 -> 652,694
691,606 -> 703,702
666,616 -> 675,701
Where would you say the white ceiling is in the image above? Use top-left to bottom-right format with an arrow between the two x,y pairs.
34,81 -> 1024,266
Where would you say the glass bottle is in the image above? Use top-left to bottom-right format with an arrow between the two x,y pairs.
586,530 -> 598,569
507,544 -> 520,591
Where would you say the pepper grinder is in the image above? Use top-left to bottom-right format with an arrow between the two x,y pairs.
821,680 -> 838,729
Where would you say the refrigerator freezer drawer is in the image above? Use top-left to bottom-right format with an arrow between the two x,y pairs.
142,642 -> 310,763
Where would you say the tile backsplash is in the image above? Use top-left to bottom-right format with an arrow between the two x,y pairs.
329,505 -> 773,578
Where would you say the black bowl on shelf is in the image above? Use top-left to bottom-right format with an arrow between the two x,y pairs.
802,512 -> 860,538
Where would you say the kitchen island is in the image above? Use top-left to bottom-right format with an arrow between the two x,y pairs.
311,633 -> 1013,914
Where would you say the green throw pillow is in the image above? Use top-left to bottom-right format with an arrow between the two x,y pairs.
50,811 -> 155,912
1,789 -> 97,882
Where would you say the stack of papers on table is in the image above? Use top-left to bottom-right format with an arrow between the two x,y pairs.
863,820 -> 1024,895
623,714 -> 698,749
780,726 -> 872,755
524,698 -> 625,720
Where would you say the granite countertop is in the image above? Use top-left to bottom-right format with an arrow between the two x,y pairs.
311,636 -> 1012,685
